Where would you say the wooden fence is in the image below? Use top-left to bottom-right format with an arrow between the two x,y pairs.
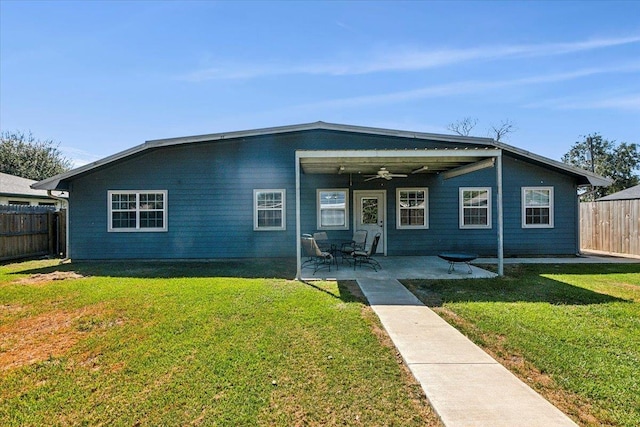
580,200 -> 640,257
0,207 -> 66,262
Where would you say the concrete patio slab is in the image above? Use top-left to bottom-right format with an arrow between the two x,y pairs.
301,256 -> 497,281
357,277 -> 577,427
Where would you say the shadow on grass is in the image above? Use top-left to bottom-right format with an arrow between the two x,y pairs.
10,258 -> 298,280
403,263 -> 637,307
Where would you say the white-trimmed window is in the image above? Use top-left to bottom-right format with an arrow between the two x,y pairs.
317,189 -> 349,230
397,188 -> 429,229
459,187 -> 491,229
254,189 -> 286,231
522,187 -> 554,228
108,190 -> 167,232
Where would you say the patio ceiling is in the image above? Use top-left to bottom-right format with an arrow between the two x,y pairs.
298,148 -> 499,175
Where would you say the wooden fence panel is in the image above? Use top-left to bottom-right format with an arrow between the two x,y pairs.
580,200 -> 640,257
0,209 -> 66,261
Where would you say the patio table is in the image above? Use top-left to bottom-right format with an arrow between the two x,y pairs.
438,252 -> 478,274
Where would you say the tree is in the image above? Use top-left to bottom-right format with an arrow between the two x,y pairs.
488,119 -> 516,142
447,117 -> 477,136
447,117 -> 516,141
0,131 -> 73,181
561,133 -> 640,199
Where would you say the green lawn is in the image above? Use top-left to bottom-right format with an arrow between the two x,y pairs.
404,263 -> 640,427
0,259 -> 438,426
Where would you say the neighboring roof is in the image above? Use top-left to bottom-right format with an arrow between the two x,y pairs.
0,172 -> 55,199
597,184 -> 640,201
32,121 -> 612,190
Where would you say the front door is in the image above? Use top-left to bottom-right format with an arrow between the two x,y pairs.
354,190 -> 385,254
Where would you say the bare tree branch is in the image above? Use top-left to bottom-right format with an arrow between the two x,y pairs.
489,119 -> 517,142
447,117 -> 477,136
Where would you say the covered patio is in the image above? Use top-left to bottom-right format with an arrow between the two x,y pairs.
295,147 -> 506,280
299,255 -> 498,281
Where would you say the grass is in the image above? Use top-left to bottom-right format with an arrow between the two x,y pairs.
403,263 -> 640,427
0,259 -> 438,426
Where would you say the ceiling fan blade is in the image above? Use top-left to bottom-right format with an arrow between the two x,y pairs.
364,176 -> 380,182
389,174 -> 408,178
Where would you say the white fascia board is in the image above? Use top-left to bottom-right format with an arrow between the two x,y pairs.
296,148 -> 502,159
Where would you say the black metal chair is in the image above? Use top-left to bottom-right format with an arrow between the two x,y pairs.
341,230 -> 367,265
301,235 -> 333,274
352,232 -> 381,271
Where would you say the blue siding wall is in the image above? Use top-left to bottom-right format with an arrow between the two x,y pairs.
66,130 -> 579,259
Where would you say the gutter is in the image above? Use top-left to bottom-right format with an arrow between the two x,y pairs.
47,190 -> 70,259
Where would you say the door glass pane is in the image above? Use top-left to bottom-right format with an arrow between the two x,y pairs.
361,197 -> 378,224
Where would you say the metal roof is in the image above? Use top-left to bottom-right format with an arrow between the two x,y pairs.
32,121 -> 612,190
597,184 -> 640,201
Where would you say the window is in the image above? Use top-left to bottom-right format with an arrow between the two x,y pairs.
108,190 -> 167,232
522,187 -> 554,228
317,189 -> 348,229
254,189 -> 285,230
459,187 -> 491,229
397,188 -> 429,229
8,201 -> 30,206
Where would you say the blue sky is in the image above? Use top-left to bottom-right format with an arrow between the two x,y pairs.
1,1 -> 639,167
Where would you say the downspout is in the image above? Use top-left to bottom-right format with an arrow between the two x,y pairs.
295,152 -> 302,280
47,190 -> 70,259
496,152 -> 504,276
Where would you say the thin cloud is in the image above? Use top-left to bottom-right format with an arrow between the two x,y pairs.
181,35 -> 640,81
287,63 -> 640,111
526,94 -> 640,111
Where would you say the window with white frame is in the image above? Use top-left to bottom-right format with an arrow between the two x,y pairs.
317,189 -> 348,229
397,188 -> 429,229
459,187 -> 491,229
522,187 -> 554,228
254,189 -> 286,230
108,190 -> 167,232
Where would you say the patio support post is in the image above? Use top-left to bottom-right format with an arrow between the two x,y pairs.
496,152 -> 504,276
295,151 -> 302,280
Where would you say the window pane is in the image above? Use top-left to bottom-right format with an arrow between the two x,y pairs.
255,190 -> 284,229
112,211 -> 136,228
258,210 -> 282,227
464,190 -> 488,207
318,190 -> 347,228
140,211 -> 164,228
361,198 -> 378,224
525,189 -> 550,207
464,207 -> 488,226
321,209 -> 345,227
112,193 -> 136,210
257,192 -> 282,209
401,209 -> 425,226
526,207 -> 550,224
140,193 -> 164,210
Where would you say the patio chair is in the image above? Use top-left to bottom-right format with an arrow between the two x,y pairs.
341,230 -> 368,265
352,233 -> 381,271
301,235 -> 334,274
313,231 -> 330,251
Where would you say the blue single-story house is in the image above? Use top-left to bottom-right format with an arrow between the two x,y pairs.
33,122 -> 610,276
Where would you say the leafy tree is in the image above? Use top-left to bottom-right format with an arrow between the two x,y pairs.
562,133 -> 639,199
0,130 -> 73,181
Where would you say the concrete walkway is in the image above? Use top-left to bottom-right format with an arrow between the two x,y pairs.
357,278 -> 577,427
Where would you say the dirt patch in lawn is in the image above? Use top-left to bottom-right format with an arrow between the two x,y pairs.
0,303 -> 119,371
14,271 -> 85,286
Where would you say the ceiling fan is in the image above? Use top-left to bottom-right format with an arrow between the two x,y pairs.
364,167 -> 408,182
